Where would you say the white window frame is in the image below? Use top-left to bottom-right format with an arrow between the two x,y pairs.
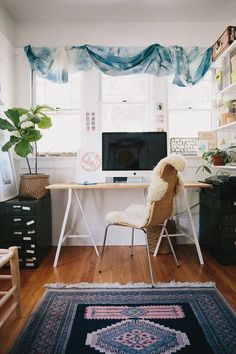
99,73 -> 155,133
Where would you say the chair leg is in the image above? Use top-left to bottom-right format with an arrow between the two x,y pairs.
143,230 -> 155,288
99,224 -> 110,273
153,223 -> 166,257
164,226 -> 180,267
131,228 -> 134,256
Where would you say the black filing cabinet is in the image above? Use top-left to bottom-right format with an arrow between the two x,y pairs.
0,194 -> 52,269
199,176 -> 236,265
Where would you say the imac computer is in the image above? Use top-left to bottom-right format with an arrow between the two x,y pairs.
102,132 -> 167,183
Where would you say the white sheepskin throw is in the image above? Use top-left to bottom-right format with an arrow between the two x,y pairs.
106,154 -> 186,228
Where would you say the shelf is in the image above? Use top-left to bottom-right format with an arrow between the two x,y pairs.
211,121 -> 236,132
214,81 -> 236,99
212,165 -> 236,170
212,40 -> 236,68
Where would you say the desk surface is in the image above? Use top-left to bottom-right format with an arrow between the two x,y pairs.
46,181 -> 212,190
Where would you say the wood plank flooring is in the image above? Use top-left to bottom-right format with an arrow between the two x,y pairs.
0,245 -> 236,353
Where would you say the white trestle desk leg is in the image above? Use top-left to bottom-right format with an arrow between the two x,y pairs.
74,190 -> 99,256
183,189 -> 204,265
53,188 -> 72,267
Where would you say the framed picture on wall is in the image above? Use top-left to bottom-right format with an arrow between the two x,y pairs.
0,148 -> 18,202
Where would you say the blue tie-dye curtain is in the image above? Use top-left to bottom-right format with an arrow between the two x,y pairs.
24,44 -> 212,87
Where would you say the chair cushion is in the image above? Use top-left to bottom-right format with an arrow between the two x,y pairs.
106,203 -> 150,228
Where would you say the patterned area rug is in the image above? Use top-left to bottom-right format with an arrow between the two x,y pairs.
11,283 -> 236,354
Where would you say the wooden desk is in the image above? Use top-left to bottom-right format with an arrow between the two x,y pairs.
46,181 -> 211,267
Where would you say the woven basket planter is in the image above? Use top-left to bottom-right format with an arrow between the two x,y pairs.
19,174 -> 50,199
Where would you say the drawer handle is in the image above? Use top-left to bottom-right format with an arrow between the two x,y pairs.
234,202 -> 236,206
14,218 -> 21,222
14,232 -> 22,235
26,220 -> 35,226
22,206 -> 30,210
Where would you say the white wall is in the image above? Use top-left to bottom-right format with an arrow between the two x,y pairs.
0,5 -> 15,45
16,21 -> 228,47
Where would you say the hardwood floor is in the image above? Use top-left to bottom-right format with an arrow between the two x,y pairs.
0,245 -> 236,353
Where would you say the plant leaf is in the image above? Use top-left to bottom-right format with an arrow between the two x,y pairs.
12,107 -> 29,116
22,128 -> 42,142
2,140 -> 14,151
37,115 -> 52,129
14,140 -> 33,157
4,109 -> 21,127
203,165 -> 212,174
33,105 -> 55,114
27,113 -> 40,124
0,118 -> 17,131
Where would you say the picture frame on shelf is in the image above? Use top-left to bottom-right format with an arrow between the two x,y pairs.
0,148 -> 18,202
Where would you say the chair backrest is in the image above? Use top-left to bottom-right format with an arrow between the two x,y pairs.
145,159 -> 183,227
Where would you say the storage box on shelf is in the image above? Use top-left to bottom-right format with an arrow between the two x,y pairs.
0,194 -> 52,269
212,26 -> 236,62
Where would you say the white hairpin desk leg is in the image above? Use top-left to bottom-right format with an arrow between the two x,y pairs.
53,188 -> 72,267
183,188 -> 204,265
74,190 -> 99,256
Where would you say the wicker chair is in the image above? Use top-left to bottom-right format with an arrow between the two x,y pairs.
99,155 -> 186,286
0,247 -> 22,328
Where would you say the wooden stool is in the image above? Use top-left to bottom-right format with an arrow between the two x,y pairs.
0,247 -> 22,328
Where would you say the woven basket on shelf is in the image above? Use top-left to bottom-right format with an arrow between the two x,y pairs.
147,219 -> 176,254
19,174 -> 50,199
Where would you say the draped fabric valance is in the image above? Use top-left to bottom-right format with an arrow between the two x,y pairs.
24,44 -> 212,87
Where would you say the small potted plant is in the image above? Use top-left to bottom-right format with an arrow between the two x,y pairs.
0,105 -> 54,199
196,145 -> 236,174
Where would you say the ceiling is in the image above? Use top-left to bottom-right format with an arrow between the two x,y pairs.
1,0 -> 236,23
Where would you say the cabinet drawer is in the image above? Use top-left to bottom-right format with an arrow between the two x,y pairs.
217,252 -> 236,265
0,215 -> 51,229
222,227 -> 236,239
222,214 -> 236,226
0,216 -> 37,229
0,229 -> 37,243
221,239 -> 236,252
0,195 -> 51,216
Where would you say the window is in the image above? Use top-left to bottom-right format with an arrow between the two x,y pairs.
168,72 -> 212,138
33,72 -> 82,153
101,74 -> 152,132
168,72 -> 212,154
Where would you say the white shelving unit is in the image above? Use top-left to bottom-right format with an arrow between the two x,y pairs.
211,120 -> 236,132
209,40 -> 236,171
214,81 -> 236,99
211,40 -> 236,132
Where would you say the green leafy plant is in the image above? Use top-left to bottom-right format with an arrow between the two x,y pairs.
0,105 -> 55,174
196,146 -> 236,174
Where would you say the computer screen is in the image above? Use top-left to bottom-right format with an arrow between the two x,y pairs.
102,132 -> 167,171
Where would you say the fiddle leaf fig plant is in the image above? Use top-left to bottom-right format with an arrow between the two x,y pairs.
0,105 -> 55,174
